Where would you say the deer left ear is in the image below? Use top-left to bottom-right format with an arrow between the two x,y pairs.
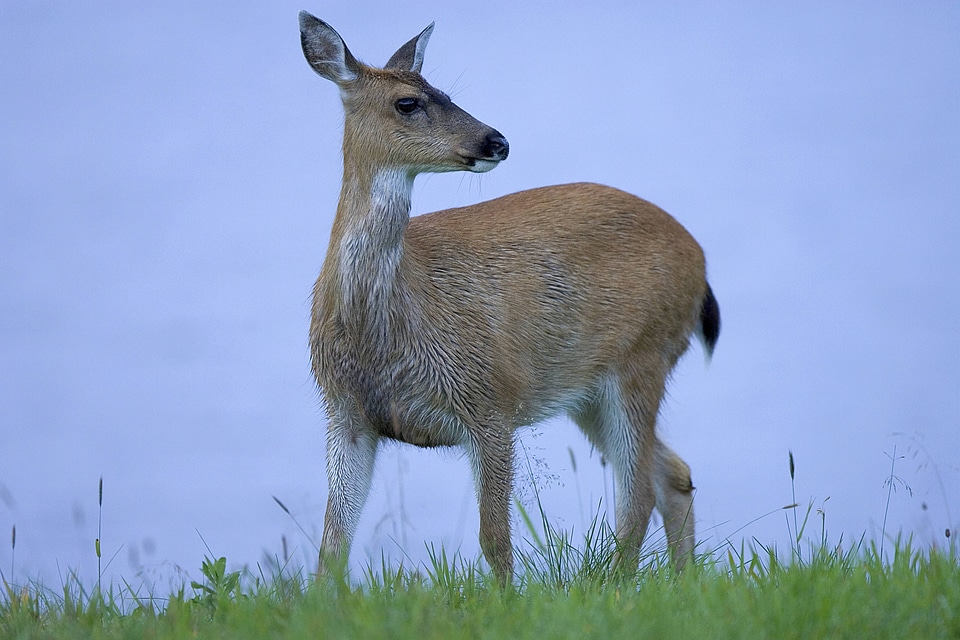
385,23 -> 435,73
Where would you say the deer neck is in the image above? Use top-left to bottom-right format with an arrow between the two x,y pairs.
329,164 -> 414,315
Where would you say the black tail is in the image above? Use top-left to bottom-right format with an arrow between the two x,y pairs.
698,283 -> 721,359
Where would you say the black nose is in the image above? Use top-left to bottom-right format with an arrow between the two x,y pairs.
484,131 -> 509,161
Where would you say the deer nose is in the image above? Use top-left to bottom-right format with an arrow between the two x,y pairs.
484,131 -> 509,161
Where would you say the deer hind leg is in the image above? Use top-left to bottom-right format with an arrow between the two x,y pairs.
465,425 -> 515,586
571,373 -> 659,574
654,440 -> 696,569
318,402 -> 379,577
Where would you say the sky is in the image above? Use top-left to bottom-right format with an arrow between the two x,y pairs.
1,1 -> 958,591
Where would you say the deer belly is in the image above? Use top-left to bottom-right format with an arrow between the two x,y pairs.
330,362 -> 465,448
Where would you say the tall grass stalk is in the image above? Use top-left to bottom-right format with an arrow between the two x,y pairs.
788,450 -> 799,559
880,446 -> 906,564
567,447 -> 586,530
96,476 -> 103,601
272,496 -> 320,555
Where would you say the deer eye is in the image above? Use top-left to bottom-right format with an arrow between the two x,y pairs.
395,98 -> 420,114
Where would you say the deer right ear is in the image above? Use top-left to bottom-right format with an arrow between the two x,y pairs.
298,11 -> 360,84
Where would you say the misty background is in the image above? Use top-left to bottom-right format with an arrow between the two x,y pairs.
1,1 -> 957,590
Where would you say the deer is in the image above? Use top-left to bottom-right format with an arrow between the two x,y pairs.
297,11 -> 720,585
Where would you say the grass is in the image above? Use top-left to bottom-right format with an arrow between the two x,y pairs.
1,538 -> 957,639
2,453 -> 958,638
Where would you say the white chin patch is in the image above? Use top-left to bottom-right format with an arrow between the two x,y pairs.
470,159 -> 500,173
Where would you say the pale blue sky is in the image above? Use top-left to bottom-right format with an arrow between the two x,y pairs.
1,1 -> 957,588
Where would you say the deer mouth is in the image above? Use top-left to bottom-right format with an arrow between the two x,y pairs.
464,157 -> 502,173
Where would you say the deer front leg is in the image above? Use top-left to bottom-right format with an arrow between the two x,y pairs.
467,427 -> 515,586
318,405 -> 379,577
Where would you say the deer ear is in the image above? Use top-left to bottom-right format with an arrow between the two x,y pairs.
298,11 -> 360,83
385,23 -> 434,73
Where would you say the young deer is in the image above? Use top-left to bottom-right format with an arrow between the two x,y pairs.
298,11 -> 720,583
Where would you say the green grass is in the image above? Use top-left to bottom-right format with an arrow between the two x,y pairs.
2,531 -> 958,639
3,450 -> 957,638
